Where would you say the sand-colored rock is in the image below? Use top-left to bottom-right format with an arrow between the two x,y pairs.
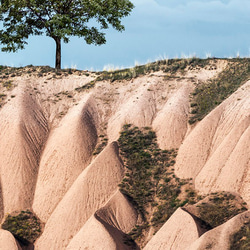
107,75 -> 195,143
17,73 -> 97,127
175,81 -> 250,205
66,215 -> 121,250
66,215 -> 135,250
152,84 -> 192,149
195,117 -> 250,204
0,86 -> 48,215
95,190 -> 139,233
35,142 -> 124,249
188,211 -> 250,250
0,229 -> 21,250
174,106 -> 223,179
144,208 -> 208,250
107,80 -> 157,141
32,95 -> 98,222
67,191 -> 139,249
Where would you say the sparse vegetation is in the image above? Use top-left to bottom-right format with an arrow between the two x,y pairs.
2,80 -> 14,90
95,57 -> 211,82
93,134 -> 108,155
0,65 -> 90,79
74,57 -> 213,91
128,223 -> 149,242
75,80 -> 96,92
0,57 -> 248,97
230,221 -> 250,250
0,93 -> 7,107
118,125 -> 198,242
198,192 -> 248,228
189,58 -> 250,124
2,210 -> 43,245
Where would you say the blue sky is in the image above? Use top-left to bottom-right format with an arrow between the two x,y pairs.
0,0 -> 250,70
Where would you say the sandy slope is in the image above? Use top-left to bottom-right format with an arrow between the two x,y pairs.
95,190 -> 140,234
67,191 -> 139,249
66,215 -> 122,250
175,81 -> 250,205
143,208 -> 208,250
32,94 -> 98,222
188,211 -> 250,250
0,84 -> 48,216
152,83 -> 192,149
106,75 -> 198,145
0,229 -> 21,250
35,142 -> 124,249
107,78 -> 158,141
66,215 -> 137,250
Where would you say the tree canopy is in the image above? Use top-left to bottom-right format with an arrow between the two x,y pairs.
0,0 -> 134,69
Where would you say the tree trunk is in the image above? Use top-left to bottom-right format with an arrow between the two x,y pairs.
55,37 -> 61,70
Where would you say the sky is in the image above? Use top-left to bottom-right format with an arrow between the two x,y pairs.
0,0 -> 250,70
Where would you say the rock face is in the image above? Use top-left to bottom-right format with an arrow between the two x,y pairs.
0,60 -> 249,249
67,191 -> 140,250
107,76 -> 159,141
35,142 -> 124,249
95,190 -> 140,234
143,208 -> 208,250
66,215 -> 123,250
175,81 -> 250,205
188,211 -> 250,250
152,84 -> 192,149
0,87 -> 48,216
32,95 -> 98,222
0,229 -> 21,250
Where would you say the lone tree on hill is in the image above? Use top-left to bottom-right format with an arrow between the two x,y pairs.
0,0 -> 134,69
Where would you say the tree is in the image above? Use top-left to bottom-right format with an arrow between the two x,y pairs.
0,0 -> 134,69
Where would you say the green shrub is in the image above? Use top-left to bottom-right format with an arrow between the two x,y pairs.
2,210 -> 43,245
